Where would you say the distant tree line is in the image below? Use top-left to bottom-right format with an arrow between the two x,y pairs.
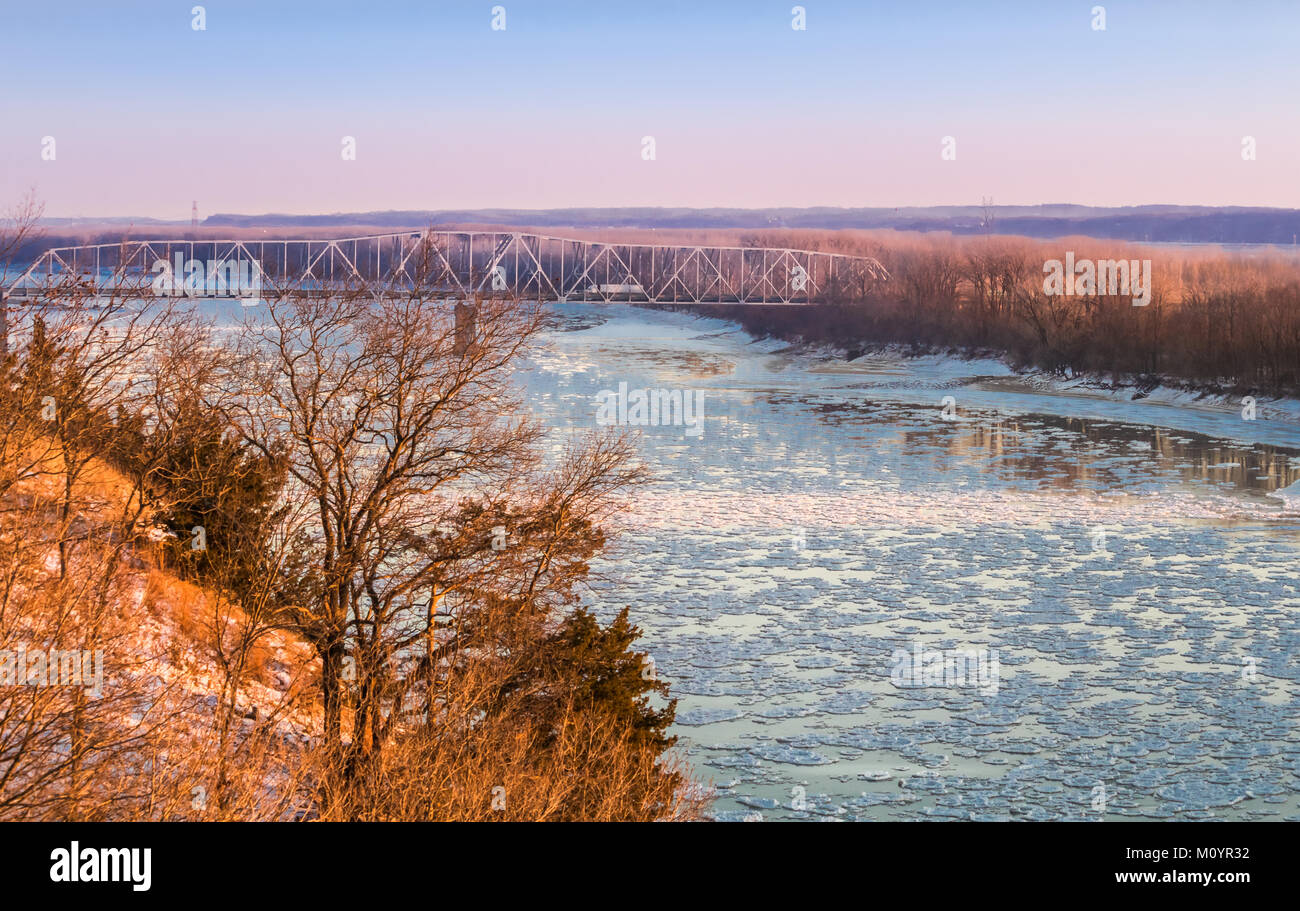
721,230 -> 1300,396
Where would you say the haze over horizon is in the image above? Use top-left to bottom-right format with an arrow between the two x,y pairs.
32,202 -> 1300,227
2,0 -> 1297,219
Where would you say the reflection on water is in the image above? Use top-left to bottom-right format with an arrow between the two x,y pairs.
799,403 -> 1300,499
533,303 -> 1300,821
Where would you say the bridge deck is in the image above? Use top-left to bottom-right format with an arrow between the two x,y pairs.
4,231 -> 888,306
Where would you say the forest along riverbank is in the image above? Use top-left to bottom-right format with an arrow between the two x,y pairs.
523,302 -> 1300,821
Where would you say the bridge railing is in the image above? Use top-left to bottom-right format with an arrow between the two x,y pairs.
3,231 -> 889,306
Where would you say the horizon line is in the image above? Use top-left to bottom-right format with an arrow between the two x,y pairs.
36,202 -> 1300,224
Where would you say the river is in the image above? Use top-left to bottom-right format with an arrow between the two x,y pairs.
523,302 -> 1300,821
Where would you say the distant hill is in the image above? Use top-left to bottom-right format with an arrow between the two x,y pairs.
200,205 -> 1300,245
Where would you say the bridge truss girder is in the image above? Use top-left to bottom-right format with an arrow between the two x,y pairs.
3,231 -> 889,306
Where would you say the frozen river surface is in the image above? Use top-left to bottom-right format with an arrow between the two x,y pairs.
524,303 -> 1300,822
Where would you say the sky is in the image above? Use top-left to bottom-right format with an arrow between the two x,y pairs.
1,0 -> 1297,219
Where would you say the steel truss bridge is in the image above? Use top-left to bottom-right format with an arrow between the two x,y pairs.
3,231 -> 889,306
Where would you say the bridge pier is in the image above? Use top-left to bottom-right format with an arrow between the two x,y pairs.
454,300 -> 476,354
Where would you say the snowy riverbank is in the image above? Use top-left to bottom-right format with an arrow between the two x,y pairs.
780,339 -> 1300,452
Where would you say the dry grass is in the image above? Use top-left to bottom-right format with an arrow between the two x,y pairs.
318,700 -> 707,822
